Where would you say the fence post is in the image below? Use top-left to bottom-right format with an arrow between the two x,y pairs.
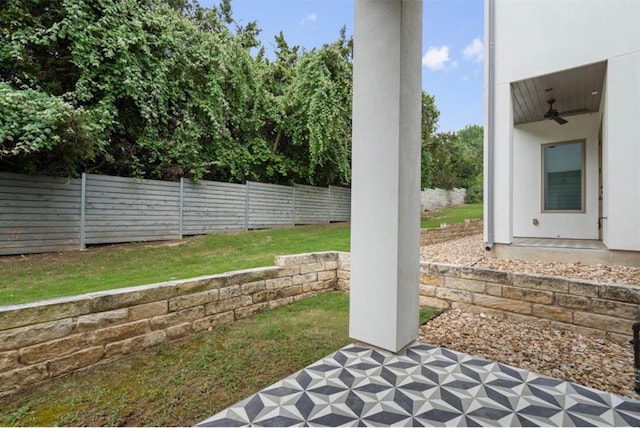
292,185 -> 297,226
245,181 -> 250,230
80,173 -> 87,250
179,178 -> 184,239
328,186 -> 332,223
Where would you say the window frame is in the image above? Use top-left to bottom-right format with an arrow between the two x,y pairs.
540,139 -> 586,213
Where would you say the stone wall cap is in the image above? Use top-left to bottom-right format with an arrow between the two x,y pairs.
0,294 -> 89,312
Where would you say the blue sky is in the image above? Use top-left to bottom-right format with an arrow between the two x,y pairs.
200,0 -> 484,132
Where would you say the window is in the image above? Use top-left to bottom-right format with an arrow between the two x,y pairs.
542,141 -> 585,212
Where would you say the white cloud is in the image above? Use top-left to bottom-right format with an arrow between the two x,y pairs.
300,12 -> 317,27
462,38 -> 484,62
422,46 -> 452,71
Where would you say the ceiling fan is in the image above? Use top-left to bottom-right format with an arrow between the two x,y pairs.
544,98 -> 590,125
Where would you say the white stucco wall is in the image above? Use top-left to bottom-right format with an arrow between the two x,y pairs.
493,0 -> 640,84
601,52 -> 640,251
491,82 -> 513,244
512,115 -> 600,239
486,0 -> 640,250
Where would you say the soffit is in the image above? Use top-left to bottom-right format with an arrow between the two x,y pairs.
511,61 -> 607,125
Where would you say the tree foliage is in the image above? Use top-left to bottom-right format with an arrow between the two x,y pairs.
0,83 -> 100,175
421,122 -> 484,203
0,0 -> 353,185
277,30 -> 352,185
420,91 -> 440,190
1,0 -> 481,191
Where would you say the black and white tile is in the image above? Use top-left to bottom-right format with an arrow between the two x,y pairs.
198,343 -> 640,427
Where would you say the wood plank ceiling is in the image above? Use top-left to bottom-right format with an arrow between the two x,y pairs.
511,61 -> 607,125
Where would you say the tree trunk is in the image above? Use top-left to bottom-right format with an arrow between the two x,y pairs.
272,129 -> 282,153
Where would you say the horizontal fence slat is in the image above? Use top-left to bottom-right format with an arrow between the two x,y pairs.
86,191 -> 179,201
1,199 -> 80,210
84,215 -> 179,223
0,187 -> 81,199
85,235 -> 179,245
0,172 -> 81,188
183,226 -> 245,235
0,219 -> 80,227
86,202 -> 179,211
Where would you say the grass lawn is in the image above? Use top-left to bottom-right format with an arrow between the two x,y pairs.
0,224 -> 350,305
0,292 -> 441,427
0,204 -> 482,306
420,203 -> 483,229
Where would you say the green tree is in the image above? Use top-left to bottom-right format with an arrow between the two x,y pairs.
281,31 -> 353,186
422,124 -> 484,201
426,131 -> 459,190
454,124 -> 483,202
420,91 -> 440,189
0,0 -> 264,180
0,0 -> 354,186
248,32 -> 300,184
0,83 -> 101,176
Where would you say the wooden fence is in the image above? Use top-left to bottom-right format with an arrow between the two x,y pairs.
0,172 -> 351,256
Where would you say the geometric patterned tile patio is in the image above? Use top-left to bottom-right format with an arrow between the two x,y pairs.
197,343 -> 640,427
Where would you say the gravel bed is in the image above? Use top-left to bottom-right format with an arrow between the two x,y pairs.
420,234 -> 640,286
419,309 -> 638,400
418,234 -> 640,400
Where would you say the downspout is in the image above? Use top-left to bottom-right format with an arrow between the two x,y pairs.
485,0 -> 495,251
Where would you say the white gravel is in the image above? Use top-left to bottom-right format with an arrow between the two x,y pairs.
420,234 -> 640,286
418,234 -> 640,400
419,309 -> 638,400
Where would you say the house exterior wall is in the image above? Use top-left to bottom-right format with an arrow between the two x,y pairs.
486,0 -> 640,250
602,52 -> 640,251
490,82 -> 513,244
492,0 -> 639,83
512,115 -> 600,239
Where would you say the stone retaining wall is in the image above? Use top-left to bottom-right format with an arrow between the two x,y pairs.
420,219 -> 483,246
3,250 -> 637,396
336,254 -> 638,343
0,252 -> 339,396
418,263 -> 640,344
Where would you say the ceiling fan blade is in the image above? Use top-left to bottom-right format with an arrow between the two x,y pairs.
558,108 -> 591,117
553,116 -> 568,125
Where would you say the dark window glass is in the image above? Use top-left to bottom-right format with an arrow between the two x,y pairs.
543,142 -> 584,211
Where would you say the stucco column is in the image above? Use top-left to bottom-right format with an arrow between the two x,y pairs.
349,0 -> 423,353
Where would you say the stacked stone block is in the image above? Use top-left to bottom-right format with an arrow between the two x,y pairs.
419,263 -> 640,344
420,219 -> 483,246
337,252 -> 351,292
0,252 -> 339,396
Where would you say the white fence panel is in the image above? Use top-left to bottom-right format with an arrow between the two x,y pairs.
0,172 -> 82,255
